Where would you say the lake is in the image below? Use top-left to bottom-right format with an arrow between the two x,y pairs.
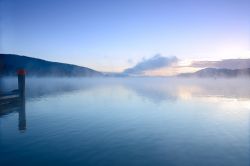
0,77 -> 250,166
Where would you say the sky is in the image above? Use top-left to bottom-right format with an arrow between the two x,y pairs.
1,0 -> 250,75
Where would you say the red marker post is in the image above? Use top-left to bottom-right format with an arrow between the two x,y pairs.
17,69 -> 26,98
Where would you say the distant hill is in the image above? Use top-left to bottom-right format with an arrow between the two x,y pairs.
179,68 -> 250,78
0,54 -> 103,77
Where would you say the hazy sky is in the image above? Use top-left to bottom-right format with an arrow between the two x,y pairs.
1,0 -> 249,73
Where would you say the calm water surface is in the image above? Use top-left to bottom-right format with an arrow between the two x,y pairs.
0,78 -> 250,166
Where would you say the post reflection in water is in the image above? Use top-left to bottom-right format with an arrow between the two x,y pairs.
18,98 -> 26,132
0,97 -> 26,132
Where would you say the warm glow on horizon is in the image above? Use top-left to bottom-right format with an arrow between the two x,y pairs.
144,66 -> 200,76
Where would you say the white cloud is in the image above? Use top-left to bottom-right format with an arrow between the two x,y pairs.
123,54 -> 178,75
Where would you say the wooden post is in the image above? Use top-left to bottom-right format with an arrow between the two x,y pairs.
17,69 -> 26,98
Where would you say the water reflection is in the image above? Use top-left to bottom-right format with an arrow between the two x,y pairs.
1,77 -> 250,131
120,78 -> 250,105
1,77 -> 250,102
122,80 -> 178,102
0,77 -> 249,166
18,99 -> 26,131
0,97 -> 26,132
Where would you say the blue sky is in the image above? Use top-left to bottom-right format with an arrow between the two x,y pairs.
1,0 -> 249,73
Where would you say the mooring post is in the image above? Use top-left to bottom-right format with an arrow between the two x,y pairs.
17,69 -> 26,98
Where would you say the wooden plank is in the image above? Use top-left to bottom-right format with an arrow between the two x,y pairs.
0,99 -> 22,116
0,90 -> 19,98
0,96 -> 20,106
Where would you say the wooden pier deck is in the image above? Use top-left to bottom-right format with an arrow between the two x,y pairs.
0,69 -> 26,131
0,91 -> 20,106
0,69 -> 26,106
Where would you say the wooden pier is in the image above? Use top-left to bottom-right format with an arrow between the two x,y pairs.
0,69 -> 26,105
0,69 -> 26,131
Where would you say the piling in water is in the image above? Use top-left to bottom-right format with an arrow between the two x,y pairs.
17,69 -> 26,98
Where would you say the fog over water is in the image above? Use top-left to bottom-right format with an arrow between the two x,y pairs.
1,77 -> 250,102
1,77 -> 250,166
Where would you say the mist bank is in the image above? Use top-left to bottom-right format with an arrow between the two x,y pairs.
1,77 -> 250,101
0,54 -> 103,77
